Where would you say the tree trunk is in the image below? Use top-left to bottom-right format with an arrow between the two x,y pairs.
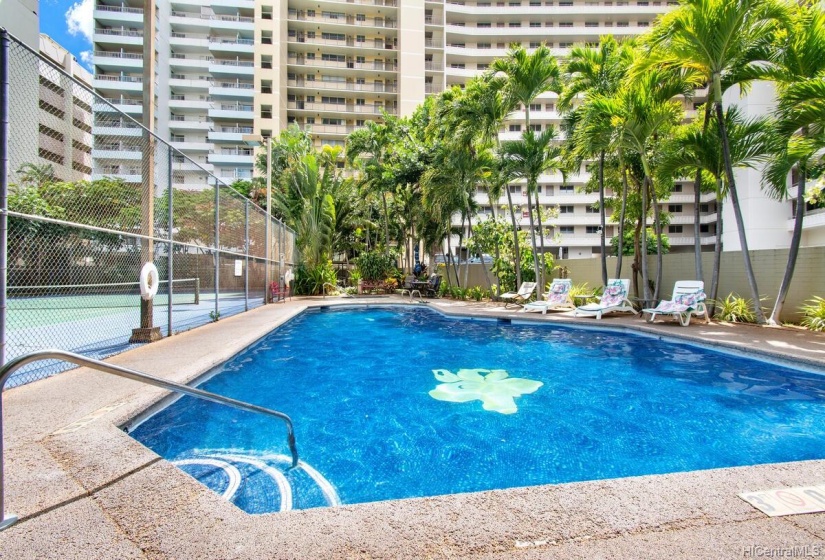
632,218 -> 642,299
769,162 -> 806,325
505,181 -> 522,289
534,191 -> 545,298
467,208 -> 494,293
489,189 -> 503,292
381,191 -> 391,254
694,103 -> 711,281
651,180 -> 663,302
640,175 -> 651,304
526,192 -> 541,290
709,179 -> 723,318
616,162 -> 629,279
598,150 -> 608,287
458,215 -> 466,288
715,98 -> 765,324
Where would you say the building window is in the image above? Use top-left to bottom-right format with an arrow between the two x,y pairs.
530,22 -> 541,27
559,226 -> 574,234
509,184 -> 520,193
509,124 -> 522,132
559,184 -> 574,193
700,203 -> 710,212
559,205 -> 574,214
668,225 -> 683,233
478,22 -> 491,28
668,204 -> 683,213
477,43 -> 491,49
530,124 -> 541,131
509,22 -> 522,28
673,183 -> 683,192
586,226 -> 601,234
700,224 -> 710,233
321,32 -> 345,41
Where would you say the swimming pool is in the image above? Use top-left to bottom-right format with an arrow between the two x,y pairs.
129,306 -> 825,513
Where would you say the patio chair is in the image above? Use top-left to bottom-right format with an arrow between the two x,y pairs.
499,281 -> 537,308
399,275 -> 418,299
421,274 -> 442,298
574,279 -> 635,320
642,280 -> 709,327
521,279 -> 574,315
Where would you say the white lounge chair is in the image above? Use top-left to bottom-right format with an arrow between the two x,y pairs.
574,279 -> 636,320
521,279 -> 574,314
643,280 -> 709,327
500,281 -> 537,308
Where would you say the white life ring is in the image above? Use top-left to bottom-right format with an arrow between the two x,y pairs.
139,262 -> 160,301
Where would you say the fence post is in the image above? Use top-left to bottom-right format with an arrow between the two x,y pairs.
214,178 -> 219,319
244,199 -> 249,312
167,149 -> 173,336
0,27 -> 18,531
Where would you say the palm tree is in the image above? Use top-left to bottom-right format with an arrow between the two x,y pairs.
500,128 -> 563,291
761,2 -> 825,324
644,0 -> 787,324
491,44 -> 561,296
658,107 -> 774,313
561,36 -> 635,287
15,163 -> 56,189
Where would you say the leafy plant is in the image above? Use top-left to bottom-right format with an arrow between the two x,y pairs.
449,286 -> 467,300
713,293 -> 761,323
294,261 -> 336,295
355,250 -> 397,281
568,282 -> 598,305
800,296 -> 825,332
209,310 -> 221,322
467,286 -> 486,301
348,269 -> 362,286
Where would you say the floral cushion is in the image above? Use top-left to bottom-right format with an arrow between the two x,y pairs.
654,291 -> 706,313
551,282 -> 568,294
601,283 -> 626,307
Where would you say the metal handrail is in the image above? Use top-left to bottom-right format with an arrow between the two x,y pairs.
0,349 -> 300,530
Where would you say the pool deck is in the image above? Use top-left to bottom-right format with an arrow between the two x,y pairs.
1,296 -> 824,559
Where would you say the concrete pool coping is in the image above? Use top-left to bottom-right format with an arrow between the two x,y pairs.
1,296 -> 823,558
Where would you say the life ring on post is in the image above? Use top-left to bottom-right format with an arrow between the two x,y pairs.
139,262 -> 160,301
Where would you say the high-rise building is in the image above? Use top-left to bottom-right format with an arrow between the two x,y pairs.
91,0 -> 817,258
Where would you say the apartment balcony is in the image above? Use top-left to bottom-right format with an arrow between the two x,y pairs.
169,32 -> 210,49
210,0 -> 254,10
94,98 -> 143,115
94,168 -> 142,183
665,192 -> 717,204
209,59 -> 255,77
208,103 -> 254,120
286,55 -> 398,73
425,83 -> 444,95
93,50 -> 143,71
72,149 -> 93,168
287,79 -> 397,94
669,235 -> 718,246
425,61 -> 444,71
445,45 -> 570,59
208,127 -> 254,143
209,82 -> 255,99
208,37 -> 255,54
94,4 -> 144,25
445,66 -> 477,79
93,28 -> 143,48
169,53 -> 213,70
287,10 -> 398,30
168,116 -> 212,131
39,133 -> 65,158
208,150 -> 255,165
170,141 -> 214,152
290,0 -> 398,7
169,95 -> 212,111
287,101 -> 397,115
94,74 -> 144,93
788,208 -> 825,231
209,13 -> 255,32
170,158 -> 215,173
669,213 -> 718,225
444,3 -> 667,17
170,11 -> 212,31
302,124 -> 354,136
288,36 -> 396,52
94,145 -> 143,160
169,76 -> 212,91
93,122 -> 144,137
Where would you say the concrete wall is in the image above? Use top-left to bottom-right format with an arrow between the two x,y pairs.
555,248 -> 825,323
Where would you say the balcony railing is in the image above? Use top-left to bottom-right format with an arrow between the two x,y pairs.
100,97 -> 143,106
287,11 -> 397,28
96,75 -> 143,83
287,79 -> 396,93
170,11 -> 254,23
288,101 -> 397,115
287,56 -> 397,72
289,36 -> 395,50
209,37 -> 254,46
94,50 -> 143,60
95,28 -> 143,37
96,5 -> 144,14
212,59 -> 255,67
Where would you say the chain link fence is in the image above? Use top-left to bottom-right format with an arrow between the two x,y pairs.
1,32 -> 296,387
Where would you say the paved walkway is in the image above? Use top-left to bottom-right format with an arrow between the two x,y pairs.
0,296 -> 823,559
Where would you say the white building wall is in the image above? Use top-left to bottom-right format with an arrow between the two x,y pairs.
723,81 -> 792,252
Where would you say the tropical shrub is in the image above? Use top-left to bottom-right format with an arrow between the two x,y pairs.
449,286 -> 467,300
568,282 -> 598,305
714,293 -> 761,323
348,269 -> 362,286
800,296 -> 825,332
467,286 -> 486,301
355,250 -> 397,281
610,228 -> 670,256
294,261 -> 336,295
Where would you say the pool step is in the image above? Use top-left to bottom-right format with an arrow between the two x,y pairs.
172,451 -> 340,513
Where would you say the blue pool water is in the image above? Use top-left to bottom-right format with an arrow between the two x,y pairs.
130,306 -> 825,513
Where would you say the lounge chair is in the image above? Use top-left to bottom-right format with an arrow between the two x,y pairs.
521,279 -> 574,314
499,281 -> 537,308
574,279 -> 635,320
642,280 -> 709,327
